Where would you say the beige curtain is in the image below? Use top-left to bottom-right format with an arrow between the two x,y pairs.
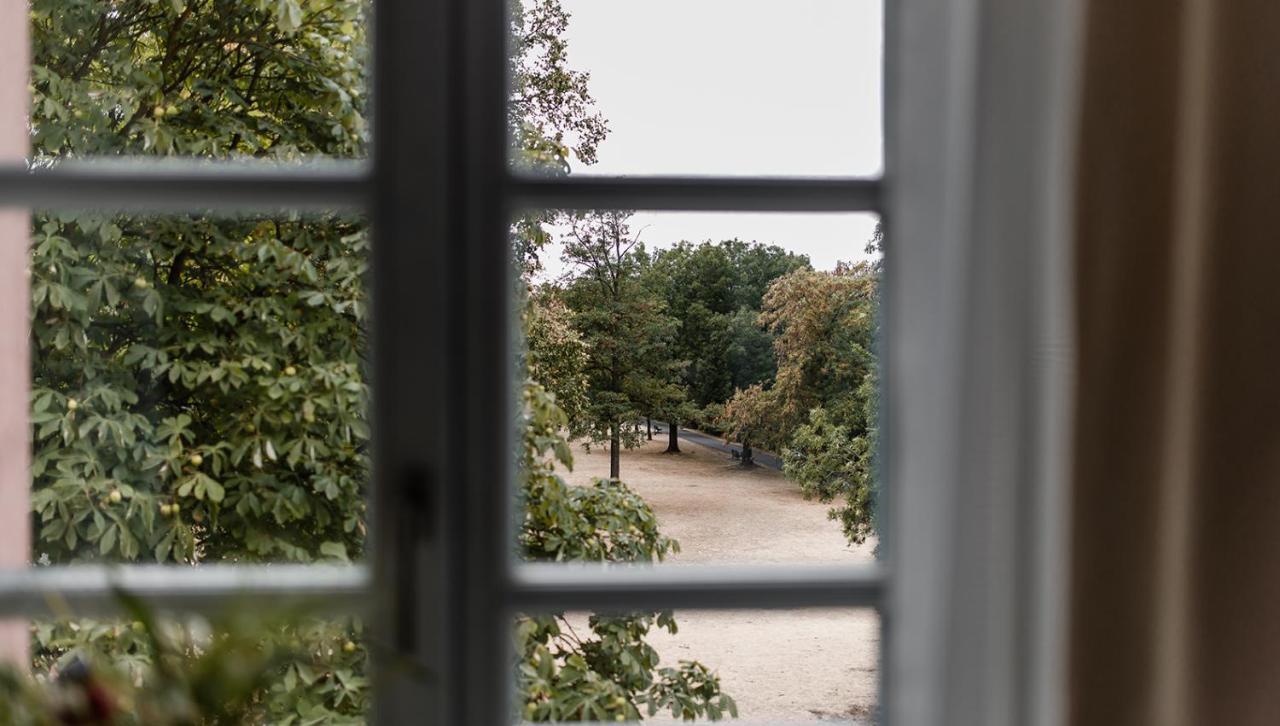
1071,1 -> 1280,724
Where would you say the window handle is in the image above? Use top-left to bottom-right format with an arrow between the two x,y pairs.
395,464 -> 433,655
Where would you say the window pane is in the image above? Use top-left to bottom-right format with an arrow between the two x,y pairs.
29,210 -> 369,566
10,610 -> 368,722
513,608 -> 879,723
514,210 -> 883,567
29,0 -> 368,160
510,0 -> 883,177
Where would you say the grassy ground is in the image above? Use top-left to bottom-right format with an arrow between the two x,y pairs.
559,437 -> 879,723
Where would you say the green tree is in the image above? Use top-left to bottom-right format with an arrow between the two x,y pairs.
508,0 -> 610,275
560,211 -> 682,478
645,240 -> 808,447
30,0 -> 372,565
30,0 -> 373,718
721,307 -> 776,404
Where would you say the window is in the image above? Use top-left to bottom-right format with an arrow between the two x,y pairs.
0,0 -> 1077,724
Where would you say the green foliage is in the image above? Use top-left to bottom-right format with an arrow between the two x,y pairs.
30,214 -> 370,566
28,2 -> 372,720
782,399 -> 877,545
516,613 -> 736,723
519,381 -> 675,562
507,0 -> 609,276
645,241 -> 809,410
515,382 -> 734,721
30,0 -> 372,565
4,606 -> 368,725
31,0 -> 367,159
509,0 -> 608,172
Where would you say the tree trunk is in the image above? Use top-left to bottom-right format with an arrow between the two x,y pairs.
741,441 -> 754,467
666,421 -> 681,453
609,421 -> 621,479
647,417 -> 653,440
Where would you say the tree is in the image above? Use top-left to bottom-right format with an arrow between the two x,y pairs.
718,384 -> 777,467
644,240 -> 808,447
524,287 -> 590,433
781,386 -> 878,545
28,1 -> 374,716
30,0 -> 372,566
721,307 -> 776,402
508,0 -> 609,276
560,212 -> 682,478
759,264 -> 877,432
720,253 -> 881,541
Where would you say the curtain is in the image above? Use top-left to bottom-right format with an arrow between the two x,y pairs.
1071,1 -> 1280,723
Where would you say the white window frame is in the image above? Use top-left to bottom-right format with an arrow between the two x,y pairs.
0,0 -> 1081,724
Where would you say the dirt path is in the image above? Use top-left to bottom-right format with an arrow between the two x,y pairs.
559,437 -> 879,723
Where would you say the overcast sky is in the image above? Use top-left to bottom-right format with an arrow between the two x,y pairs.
539,0 -> 883,279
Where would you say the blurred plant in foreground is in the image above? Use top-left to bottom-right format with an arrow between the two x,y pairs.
2,591 -> 366,725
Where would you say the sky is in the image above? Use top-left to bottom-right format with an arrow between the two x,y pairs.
538,0 -> 884,279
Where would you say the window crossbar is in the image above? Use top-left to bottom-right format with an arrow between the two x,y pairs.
0,160 -> 371,211
508,175 -> 883,213
0,562 -> 884,617
0,564 -> 370,618
508,563 -> 886,611
0,161 -> 883,214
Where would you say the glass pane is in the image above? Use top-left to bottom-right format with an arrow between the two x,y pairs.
29,210 -> 369,566
510,0 -> 883,177
29,0 -> 368,159
5,610 -> 368,722
514,210 -> 882,567
513,608 -> 879,723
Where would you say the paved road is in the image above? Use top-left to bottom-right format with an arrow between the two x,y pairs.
652,422 -> 782,470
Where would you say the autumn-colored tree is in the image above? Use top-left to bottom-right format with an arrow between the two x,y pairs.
718,383 -> 776,467
759,263 -> 877,432
524,288 -> 590,432
720,245 -> 881,541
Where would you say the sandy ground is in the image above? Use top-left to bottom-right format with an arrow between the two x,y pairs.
559,437 -> 879,723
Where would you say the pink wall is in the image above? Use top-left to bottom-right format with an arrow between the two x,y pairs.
0,0 -> 31,664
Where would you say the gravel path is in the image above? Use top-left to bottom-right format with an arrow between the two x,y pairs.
653,422 -> 783,471
560,437 -> 880,723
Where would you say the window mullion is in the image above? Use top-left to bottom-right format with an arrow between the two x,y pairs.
457,0 -> 515,724
366,0 -> 457,722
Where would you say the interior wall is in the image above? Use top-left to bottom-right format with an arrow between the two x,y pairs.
0,0 -> 31,665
